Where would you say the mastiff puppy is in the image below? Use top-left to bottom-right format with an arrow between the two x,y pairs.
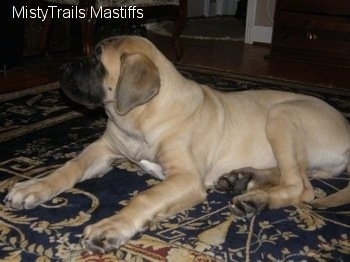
5,36 -> 350,253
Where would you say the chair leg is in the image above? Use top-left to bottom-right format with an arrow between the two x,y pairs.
172,0 -> 187,60
39,16 -> 53,55
80,12 -> 96,55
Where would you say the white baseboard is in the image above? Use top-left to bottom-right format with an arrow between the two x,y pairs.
250,25 -> 273,44
245,24 -> 273,44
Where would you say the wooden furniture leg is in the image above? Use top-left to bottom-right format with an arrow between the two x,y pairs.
39,10 -> 53,55
79,0 -> 96,55
172,0 -> 187,60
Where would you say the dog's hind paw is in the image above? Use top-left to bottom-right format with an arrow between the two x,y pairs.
230,190 -> 269,218
215,168 -> 254,193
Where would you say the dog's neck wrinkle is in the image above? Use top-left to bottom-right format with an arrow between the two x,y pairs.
104,104 -> 144,139
104,115 -> 153,161
136,78 -> 206,143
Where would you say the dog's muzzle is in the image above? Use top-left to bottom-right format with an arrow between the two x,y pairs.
60,56 -> 106,108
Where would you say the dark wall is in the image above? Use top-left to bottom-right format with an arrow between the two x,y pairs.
0,0 -> 24,69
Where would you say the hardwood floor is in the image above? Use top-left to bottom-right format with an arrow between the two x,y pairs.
1,33 -> 349,94
156,35 -> 349,91
0,64 -> 59,94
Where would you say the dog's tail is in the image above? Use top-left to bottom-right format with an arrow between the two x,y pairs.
310,163 -> 350,208
310,185 -> 350,208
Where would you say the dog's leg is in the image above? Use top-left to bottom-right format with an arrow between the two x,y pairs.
5,138 -> 118,209
82,152 -> 207,253
230,107 -> 315,217
265,108 -> 315,206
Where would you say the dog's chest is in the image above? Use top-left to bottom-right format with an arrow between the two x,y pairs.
105,121 -> 156,161
138,160 -> 165,180
119,133 -> 152,160
108,126 -> 166,180
110,132 -> 165,180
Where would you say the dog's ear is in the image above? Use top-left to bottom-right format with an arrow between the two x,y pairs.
114,53 -> 160,115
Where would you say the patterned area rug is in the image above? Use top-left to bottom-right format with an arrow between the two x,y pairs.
0,65 -> 349,261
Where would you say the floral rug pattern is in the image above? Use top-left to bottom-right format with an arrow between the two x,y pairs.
0,66 -> 349,261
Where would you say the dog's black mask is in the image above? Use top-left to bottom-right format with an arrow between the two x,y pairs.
60,50 -> 106,108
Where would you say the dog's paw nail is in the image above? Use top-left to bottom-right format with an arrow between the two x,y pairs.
240,200 -> 257,214
229,204 -> 245,217
3,198 -> 10,207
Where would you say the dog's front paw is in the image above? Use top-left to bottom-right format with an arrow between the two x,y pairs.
230,190 -> 269,218
82,217 -> 136,254
4,180 -> 53,210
